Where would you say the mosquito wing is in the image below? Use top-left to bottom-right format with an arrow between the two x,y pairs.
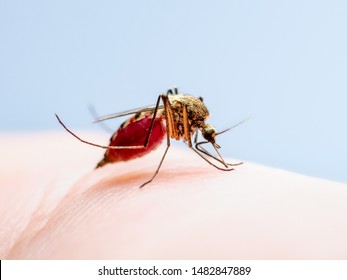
92,104 -> 164,123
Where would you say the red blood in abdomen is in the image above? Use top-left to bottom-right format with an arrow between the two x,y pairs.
97,116 -> 166,166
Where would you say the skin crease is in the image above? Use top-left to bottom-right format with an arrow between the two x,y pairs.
1,132 -> 347,259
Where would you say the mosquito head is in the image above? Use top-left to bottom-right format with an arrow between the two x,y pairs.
201,123 -> 217,144
197,123 -> 227,167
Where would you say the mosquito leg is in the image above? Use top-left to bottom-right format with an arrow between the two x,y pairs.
139,144 -> 170,188
193,141 -> 228,168
180,104 -> 232,170
196,141 -> 228,166
195,142 -> 242,167
181,103 -> 231,169
193,130 -> 199,144
162,94 -> 179,139
167,88 -> 174,95
210,145 -> 243,167
140,94 -> 174,188
141,94 -> 163,148
166,87 -> 179,95
56,93 -> 164,151
189,146 -> 235,171
212,143 -> 231,168
182,103 -> 192,146
193,128 -> 235,168
56,114 -> 149,150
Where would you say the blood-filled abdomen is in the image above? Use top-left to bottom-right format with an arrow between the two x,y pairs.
96,112 -> 166,168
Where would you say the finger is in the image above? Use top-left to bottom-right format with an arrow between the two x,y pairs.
3,133 -> 347,259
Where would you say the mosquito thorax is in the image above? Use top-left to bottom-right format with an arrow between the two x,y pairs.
167,94 -> 209,136
201,123 -> 217,143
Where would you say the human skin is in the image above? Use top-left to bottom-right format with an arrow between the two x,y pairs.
1,132 -> 347,259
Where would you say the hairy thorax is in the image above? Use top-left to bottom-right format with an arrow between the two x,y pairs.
166,94 -> 209,141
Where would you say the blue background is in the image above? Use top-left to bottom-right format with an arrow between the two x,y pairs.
1,0 -> 346,183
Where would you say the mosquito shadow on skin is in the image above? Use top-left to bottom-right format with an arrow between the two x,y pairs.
91,166 -> 213,191
92,171 -> 153,191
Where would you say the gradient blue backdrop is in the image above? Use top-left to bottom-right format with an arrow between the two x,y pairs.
1,0 -> 346,183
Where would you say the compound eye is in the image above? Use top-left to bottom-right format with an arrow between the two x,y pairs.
198,96 -> 204,102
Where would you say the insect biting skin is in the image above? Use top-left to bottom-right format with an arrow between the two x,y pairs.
55,88 -> 243,188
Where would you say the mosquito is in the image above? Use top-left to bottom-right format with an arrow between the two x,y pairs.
55,88 -> 243,188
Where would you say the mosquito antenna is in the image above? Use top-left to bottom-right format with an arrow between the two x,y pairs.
215,117 -> 250,136
197,118 -> 249,165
